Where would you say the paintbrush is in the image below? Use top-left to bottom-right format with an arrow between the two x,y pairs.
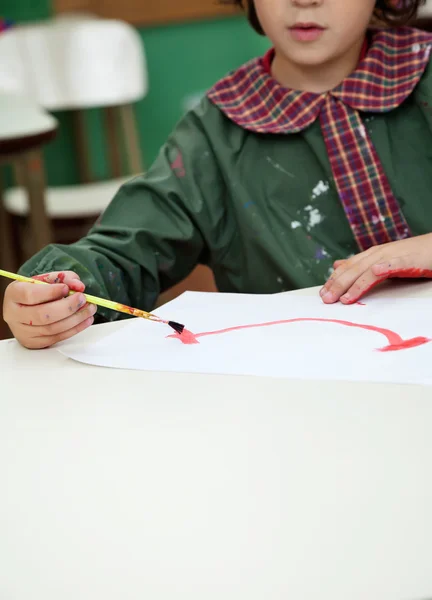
0,269 -> 185,334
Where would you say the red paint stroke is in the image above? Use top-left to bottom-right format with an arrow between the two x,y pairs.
167,318 -> 431,352
176,328 -> 200,344
356,302 -> 366,306
29,321 -> 32,326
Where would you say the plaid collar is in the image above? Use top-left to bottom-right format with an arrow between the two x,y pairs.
208,27 -> 432,134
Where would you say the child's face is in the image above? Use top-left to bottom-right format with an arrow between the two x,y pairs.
254,0 -> 376,67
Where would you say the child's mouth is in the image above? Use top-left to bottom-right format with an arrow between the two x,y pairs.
289,23 -> 325,42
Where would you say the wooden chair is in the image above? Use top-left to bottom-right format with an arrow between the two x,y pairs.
0,15 -> 148,261
0,92 -> 58,339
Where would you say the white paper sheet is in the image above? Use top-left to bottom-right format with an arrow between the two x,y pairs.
57,292 -> 432,385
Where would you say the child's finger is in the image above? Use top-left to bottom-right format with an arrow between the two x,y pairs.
21,303 -> 97,337
339,272 -> 386,304
372,255 -> 432,278
32,271 -> 85,292
14,292 -> 87,326
320,257 -> 374,303
24,315 -> 95,350
331,249 -> 374,274
333,259 -> 346,269
324,253 -> 368,291
7,281 -> 69,307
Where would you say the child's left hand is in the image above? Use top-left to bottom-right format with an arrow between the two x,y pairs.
320,233 -> 432,304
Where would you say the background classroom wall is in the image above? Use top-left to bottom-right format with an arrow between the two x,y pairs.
1,0 -> 269,186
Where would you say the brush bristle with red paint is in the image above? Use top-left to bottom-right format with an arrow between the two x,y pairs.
168,321 -> 185,335
104,300 -> 185,333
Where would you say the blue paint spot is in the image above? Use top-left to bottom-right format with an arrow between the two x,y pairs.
244,201 -> 254,209
315,247 -> 327,260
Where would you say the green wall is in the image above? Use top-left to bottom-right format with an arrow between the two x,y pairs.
2,1 -> 269,185
1,0 -> 51,22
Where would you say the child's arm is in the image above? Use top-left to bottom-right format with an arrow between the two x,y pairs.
320,233 -> 432,304
17,105 -> 226,323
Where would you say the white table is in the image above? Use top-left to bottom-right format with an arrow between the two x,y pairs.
1,284 -> 432,600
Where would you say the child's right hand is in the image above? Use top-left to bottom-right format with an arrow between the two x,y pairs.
2,271 -> 97,349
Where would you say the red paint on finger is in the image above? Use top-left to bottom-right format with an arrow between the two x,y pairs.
32,274 -> 51,283
70,281 -> 85,292
341,278 -> 386,304
54,272 -> 65,284
388,267 -> 432,278
167,318 -> 431,352
343,268 -> 432,305
29,321 -> 33,326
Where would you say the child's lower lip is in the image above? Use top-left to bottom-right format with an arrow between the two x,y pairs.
289,27 -> 324,42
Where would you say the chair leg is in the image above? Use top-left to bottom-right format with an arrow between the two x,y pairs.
0,169 -> 17,272
17,150 -> 52,255
104,107 -> 123,178
118,104 -> 144,175
72,110 -> 93,184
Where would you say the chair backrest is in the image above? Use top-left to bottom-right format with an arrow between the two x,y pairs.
0,92 -> 57,142
0,16 -> 148,110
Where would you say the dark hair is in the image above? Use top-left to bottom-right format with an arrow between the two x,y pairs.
222,0 -> 425,35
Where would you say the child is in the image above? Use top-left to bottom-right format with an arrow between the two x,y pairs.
4,0 -> 432,349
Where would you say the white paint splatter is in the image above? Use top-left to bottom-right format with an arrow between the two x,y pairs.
371,214 -> 386,225
266,156 -> 294,178
305,205 -> 323,229
277,277 -> 283,284
358,124 -> 367,139
412,43 -> 421,53
291,221 -> 301,229
312,180 -> 329,199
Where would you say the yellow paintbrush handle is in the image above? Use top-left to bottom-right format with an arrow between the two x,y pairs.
0,269 -> 158,321
81,292 -> 159,321
0,269 -> 45,286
